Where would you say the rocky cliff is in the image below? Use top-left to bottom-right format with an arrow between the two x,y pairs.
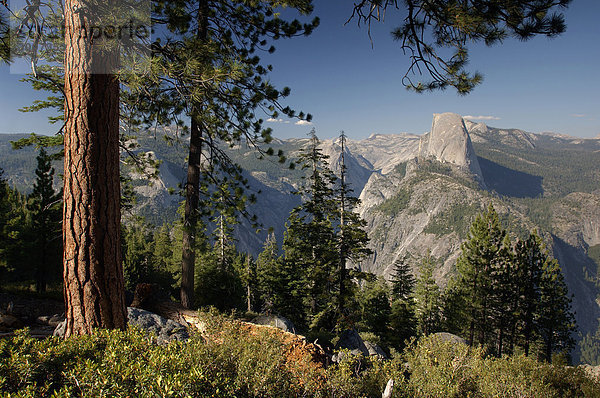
419,113 -> 485,186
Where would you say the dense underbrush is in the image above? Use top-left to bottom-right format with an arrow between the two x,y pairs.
1,315 -> 599,397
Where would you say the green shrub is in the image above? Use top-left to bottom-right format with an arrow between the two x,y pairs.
405,335 -> 482,398
0,321 -> 319,397
405,334 -> 600,398
476,355 -> 600,398
0,315 -> 394,397
3,324 -> 598,397
325,354 -> 407,398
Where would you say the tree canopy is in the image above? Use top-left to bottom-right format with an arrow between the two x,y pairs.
348,0 -> 571,93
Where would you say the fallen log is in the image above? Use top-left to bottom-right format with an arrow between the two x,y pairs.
131,283 -> 206,332
130,284 -> 326,365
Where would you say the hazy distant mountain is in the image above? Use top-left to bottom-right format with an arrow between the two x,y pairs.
2,113 -> 600,353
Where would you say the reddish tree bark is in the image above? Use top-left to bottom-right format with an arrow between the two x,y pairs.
62,0 -> 126,336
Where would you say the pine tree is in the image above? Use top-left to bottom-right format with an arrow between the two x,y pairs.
414,251 -> 441,336
356,276 -> 391,340
580,324 -> 600,365
348,1 -> 571,93
122,218 -> 155,291
513,232 -> 545,356
388,256 -> 417,349
0,174 -> 28,281
390,256 -> 416,301
536,239 -> 576,362
241,254 -> 257,313
0,8 -> 9,62
195,213 -> 244,311
149,223 -> 179,293
61,0 -> 127,335
152,224 -> 176,275
26,148 -> 62,292
455,204 -> 505,346
388,296 -> 417,350
283,130 -> 339,331
334,131 -> 372,322
0,169 -> 11,275
131,1 -> 318,308
256,232 -> 280,313
488,234 -> 516,357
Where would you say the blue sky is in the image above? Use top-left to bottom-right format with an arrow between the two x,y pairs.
1,0 -> 599,140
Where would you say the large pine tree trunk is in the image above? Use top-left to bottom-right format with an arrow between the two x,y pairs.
181,117 -> 202,308
180,0 -> 209,309
62,0 -> 126,336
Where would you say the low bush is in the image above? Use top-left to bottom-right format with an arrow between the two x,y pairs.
0,322 -> 325,397
405,335 -> 600,398
2,324 -> 599,397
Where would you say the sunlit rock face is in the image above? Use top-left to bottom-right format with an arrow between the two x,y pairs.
419,112 -> 485,186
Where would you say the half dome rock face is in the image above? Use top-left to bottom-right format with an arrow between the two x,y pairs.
422,112 -> 485,185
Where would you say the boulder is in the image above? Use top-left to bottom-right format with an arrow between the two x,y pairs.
250,314 -> 296,334
431,332 -> 467,345
332,330 -> 390,362
127,307 -> 189,344
335,329 -> 369,356
364,340 -> 388,359
0,314 -> 24,329
53,320 -> 65,337
54,307 -> 189,344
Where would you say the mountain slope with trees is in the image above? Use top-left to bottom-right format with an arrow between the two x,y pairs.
2,112 -> 599,360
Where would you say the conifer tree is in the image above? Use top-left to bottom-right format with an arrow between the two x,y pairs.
26,148 -> 62,292
0,5 -> 10,62
356,276 -> 391,340
455,203 -> 505,346
256,232 -> 280,312
240,254 -> 257,313
452,210 -> 577,360
414,251 -> 441,336
580,325 -> 600,365
334,131 -> 372,321
130,1 -> 319,308
255,233 -> 304,325
390,256 -> 416,301
152,224 -> 176,276
195,212 -> 244,311
388,296 -> 417,350
0,169 -> 11,274
536,237 -> 576,362
512,232 -> 545,356
122,218 -> 155,291
283,130 -> 339,331
0,173 -> 28,280
388,256 -> 417,349
489,234 -> 516,357
348,0 -> 571,93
